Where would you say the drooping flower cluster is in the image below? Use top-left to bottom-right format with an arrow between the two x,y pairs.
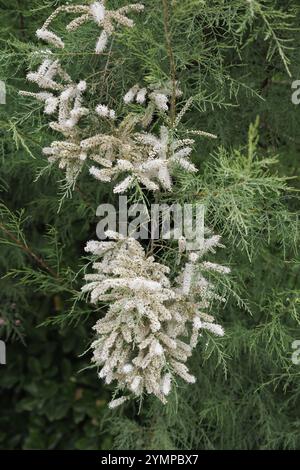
136,126 -> 198,185
20,55 -> 202,190
80,80 -> 203,193
81,112 -> 159,192
20,16 -> 215,191
83,83 -> 216,192
171,232 -> 230,349
36,1 -> 144,54
82,231 -> 229,408
82,231 -> 182,407
20,57 -> 88,183
84,116 -> 198,193
20,1 -> 231,409
124,81 -> 182,127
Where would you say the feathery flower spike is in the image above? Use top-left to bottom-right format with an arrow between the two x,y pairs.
36,1 -> 144,54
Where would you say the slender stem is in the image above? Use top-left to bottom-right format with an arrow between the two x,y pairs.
42,5 -> 87,30
17,0 -> 26,40
0,223 -> 58,278
75,184 -> 96,210
162,0 -> 177,126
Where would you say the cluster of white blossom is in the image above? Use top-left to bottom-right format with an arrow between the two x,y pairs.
83,113 -> 199,192
20,59 -> 207,190
20,1 -> 230,409
36,1 -> 144,54
171,232 -> 230,349
82,231 -> 229,408
82,231 -> 181,406
19,7 -> 212,190
82,78 -> 218,192
124,81 -> 182,127
19,57 -> 89,184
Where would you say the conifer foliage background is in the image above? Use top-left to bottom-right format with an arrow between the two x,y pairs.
0,0 -> 300,450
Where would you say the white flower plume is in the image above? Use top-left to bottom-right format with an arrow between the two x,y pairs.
82,231 -> 229,407
19,59 -> 89,184
35,1 -> 144,55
